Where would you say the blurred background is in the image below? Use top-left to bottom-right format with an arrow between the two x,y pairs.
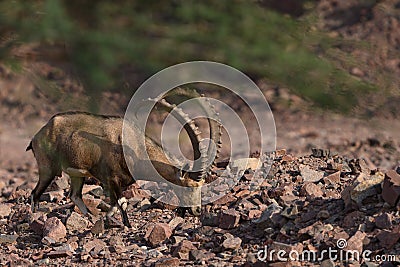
0,0 -> 399,170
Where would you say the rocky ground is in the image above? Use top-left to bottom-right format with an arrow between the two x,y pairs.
0,148 -> 399,266
1,0 -> 400,266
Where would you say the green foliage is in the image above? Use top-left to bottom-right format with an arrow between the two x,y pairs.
0,0 -> 376,112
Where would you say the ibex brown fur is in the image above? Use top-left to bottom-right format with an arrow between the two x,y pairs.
27,89 -> 221,228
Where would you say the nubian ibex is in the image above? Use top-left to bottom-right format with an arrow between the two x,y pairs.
27,88 -> 222,228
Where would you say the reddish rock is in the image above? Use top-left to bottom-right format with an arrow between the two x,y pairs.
300,183 -> 323,199
212,193 -> 237,205
323,171 -> 341,185
300,166 -> 324,182
0,204 -> 11,218
281,154 -> 295,162
168,216 -> 184,230
275,149 -> 287,158
43,217 -> 67,242
48,175 -> 69,191
122,184 -> 149,200
343,211 -> 365,228
382,170 -> 400,206
247,209 -> 262,220
83,238 -> 107,255
222,235 -> 242,250
218,209 -> 240,229
66,212 -> 90,233
82,194 -> 101,215
268,242 -> 303,262
90,217 -> 104,235
346,231 -> 366,252
81,185 -> 103,197
375,213 -> 392,229
377,226 -> 400,249
145,223 -> 172,247
153,257 -> 180,267
189,249 -> 215,262
171,240 -> 196,259
29,213 -> 47,235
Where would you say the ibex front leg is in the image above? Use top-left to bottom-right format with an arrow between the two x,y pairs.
107,177 -> 131,228
69,176 -> 91,215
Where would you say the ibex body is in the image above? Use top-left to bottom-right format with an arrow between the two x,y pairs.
27,90 -> 221,228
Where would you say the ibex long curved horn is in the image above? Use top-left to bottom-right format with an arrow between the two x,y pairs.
134,88 -> 222,181
156,88 -> 223,179
137,97 -> 207,182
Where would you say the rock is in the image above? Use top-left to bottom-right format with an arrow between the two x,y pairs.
0,203 -> 11,218
40,190 -> 65,202
43,217 -> 67,242
254,201 -> 283,228
343,211 -> 365,228
168,216 -> 184,230
82,194 -> 102,215
122,184 -> 148,200
375,213 -> 392,229
320,259 -> 335,267
109,235 -> 125,253
268,242 -> 303,262
342,172 -> 384,208
29,213 -> 47,235
66,212 -> 90,232
172,240 -> 197,259
153,257 -> 180,267
49,175 -> 69,191
300,183 -> 323,199
90,217 -> 104,235
275,149 -> 287,158
230,158 -> 261,171
83,238 -> 107,255
41,236 -> 56,245
281,205 -> 299,219
323,171 -> 340,185
212,193 -> 237,205
145,223 -> 172,247
377,226 -> 400,249
300,165 -> 324,182
82,185 -> 103,197
346,231 -> 366,252
189,249 -> 215,262
317,210 -> 330,219
247,209 -> 262,220
282,154 -> 295,162
222,235 -> 242,250
218,209 -> 240,229
0,234 -> 18,244
46,250 -> 73,258
382,170 -> 400,206
350,67 -> 364,77
201,212 -> 219,227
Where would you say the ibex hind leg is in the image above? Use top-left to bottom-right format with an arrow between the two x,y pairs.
30,167 -> 58,212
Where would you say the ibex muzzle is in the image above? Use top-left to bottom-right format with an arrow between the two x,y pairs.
27,88 -> 222,227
